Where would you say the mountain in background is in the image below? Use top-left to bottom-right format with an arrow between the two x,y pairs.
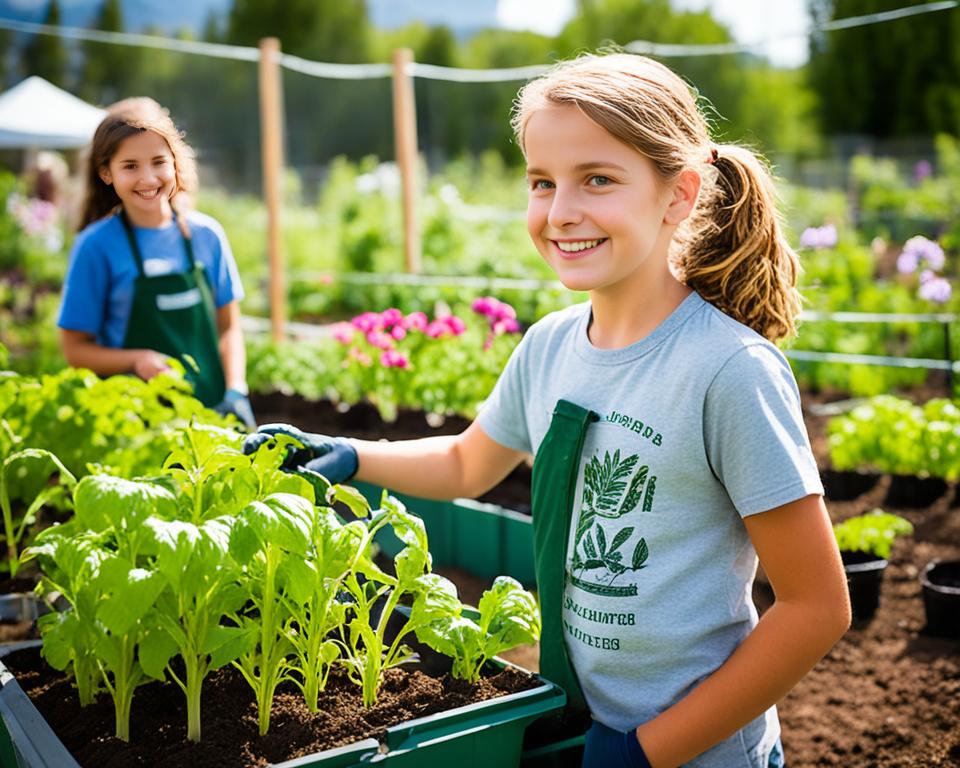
0,0 -> 500,38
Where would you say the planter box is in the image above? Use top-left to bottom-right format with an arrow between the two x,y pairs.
0,642 -> 565,768
353,482 -> 536,587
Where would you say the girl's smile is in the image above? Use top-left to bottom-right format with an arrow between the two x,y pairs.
552,238 -> 609,259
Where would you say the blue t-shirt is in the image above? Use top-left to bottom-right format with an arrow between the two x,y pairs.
477,293 -> 823,768
58,210 -> 244,348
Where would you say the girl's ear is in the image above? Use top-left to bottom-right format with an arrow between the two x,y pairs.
664,168 -> 701,225
98,166 -> 113,186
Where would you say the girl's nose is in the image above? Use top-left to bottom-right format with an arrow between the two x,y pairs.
546,187 -> 583,229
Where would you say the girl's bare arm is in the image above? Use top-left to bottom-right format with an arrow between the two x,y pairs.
352,420 -> 527,501
60,328 -> 169,379
636,494 -> 851,768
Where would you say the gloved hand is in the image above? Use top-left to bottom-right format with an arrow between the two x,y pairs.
582,720 -> 651,768
242,423 -> 358,485
214,388 -> 257,430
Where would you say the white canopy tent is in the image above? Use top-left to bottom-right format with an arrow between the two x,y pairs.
0,76 -> 105,149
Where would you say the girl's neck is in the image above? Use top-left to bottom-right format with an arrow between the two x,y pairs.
122,199 -> 174,229
587,268 -> 692,350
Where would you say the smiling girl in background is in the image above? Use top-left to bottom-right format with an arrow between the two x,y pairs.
58,97 -> 254,427
246,53 -> 851,767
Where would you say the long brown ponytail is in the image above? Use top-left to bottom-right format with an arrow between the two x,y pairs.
79,97 -> 197,231
512,53 -> 802,343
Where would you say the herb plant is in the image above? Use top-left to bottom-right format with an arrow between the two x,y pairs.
833,509 -> 914,560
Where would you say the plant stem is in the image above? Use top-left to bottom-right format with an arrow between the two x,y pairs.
185,654 -> 203,742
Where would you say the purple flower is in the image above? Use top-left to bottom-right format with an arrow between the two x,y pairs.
799,224 -> 838,250
914,160 -> 933,183
919,275 -> 952,304
902,235 -> 945,271
380,350 -> 410,369
897,250 -> 920,275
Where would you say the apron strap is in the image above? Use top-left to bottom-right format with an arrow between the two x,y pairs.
530,399 -> 598,713
119,208 -> 195,274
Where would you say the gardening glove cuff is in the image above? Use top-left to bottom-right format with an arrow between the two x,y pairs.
301,439 -> 359,485
215,388 -> 257,430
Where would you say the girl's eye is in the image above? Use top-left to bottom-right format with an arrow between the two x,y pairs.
530,179 -> 554,191
589,175 -> 612,187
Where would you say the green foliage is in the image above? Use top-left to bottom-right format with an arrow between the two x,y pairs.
411,574 -> 540,683
22,0 -> 67,86
833,509 -> 914,559
828,396 -> 960,479
809,0 -> 960,138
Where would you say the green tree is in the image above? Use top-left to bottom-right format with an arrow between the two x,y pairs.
227,0 -> 369,62
80,0 -> 139,103
808,0 -> 960,137
418,25 -> 457,67
22,0 -> 67,87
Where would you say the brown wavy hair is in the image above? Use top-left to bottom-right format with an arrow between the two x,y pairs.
79,97 -> 197,231
511,53 -> 801,342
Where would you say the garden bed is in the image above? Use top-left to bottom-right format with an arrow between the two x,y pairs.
1,642 -> 547,768
251,391 -> 960,767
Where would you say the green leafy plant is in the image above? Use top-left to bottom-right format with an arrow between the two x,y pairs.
833,509 -> 914,560
412,574 -> 540,683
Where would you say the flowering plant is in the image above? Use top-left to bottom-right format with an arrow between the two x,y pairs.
895,235 -> 952,305
326,298 -> 523,421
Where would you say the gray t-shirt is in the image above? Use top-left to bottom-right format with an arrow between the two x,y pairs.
477,292 -> 822,768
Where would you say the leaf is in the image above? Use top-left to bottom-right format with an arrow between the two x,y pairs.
632,538 -> 649,570
593,450 -> 639,516
327,484 -> 371,519
139,626 -> 179,681
74,475 -> 177,533
95,558 -> 166,637
608,526 -> 634,555
595,524 -> 607,555
583,530 -> 598,559
617,466 -> 648,517
204,625 -> 259,670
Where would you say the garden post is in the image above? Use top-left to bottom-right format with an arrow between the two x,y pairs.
259,36 -> 287,342
392,48 -> 422,274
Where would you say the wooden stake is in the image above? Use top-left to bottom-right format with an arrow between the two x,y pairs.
259,37 -> 286,341
392,48 -> 421,273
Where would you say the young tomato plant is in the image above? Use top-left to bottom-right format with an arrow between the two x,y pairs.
337,489 -> 433,708
228,493 -> 314,735
412,575 -> 541,683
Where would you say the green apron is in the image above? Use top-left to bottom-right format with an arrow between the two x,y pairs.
530,399 -> 599,713
119,211 -> 226,407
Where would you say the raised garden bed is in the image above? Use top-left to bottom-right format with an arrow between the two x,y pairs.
0,641 -> 563,767
252,391 -> 960,767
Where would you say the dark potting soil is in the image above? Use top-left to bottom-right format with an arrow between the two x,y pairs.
2,645 -> 539,768
251,391 -> 960,766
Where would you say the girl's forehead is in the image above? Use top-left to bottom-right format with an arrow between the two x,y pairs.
114,130 -> 173,158
524,105 -> 645,171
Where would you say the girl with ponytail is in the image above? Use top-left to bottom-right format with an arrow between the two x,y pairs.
244,53 -> 850,768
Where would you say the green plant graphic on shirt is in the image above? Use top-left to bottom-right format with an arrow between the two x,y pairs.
570,449 -> 656,597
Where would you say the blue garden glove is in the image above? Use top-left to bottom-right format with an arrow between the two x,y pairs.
242,423 -> 358,486
582,720 -> 651,768
214,388 -> 257,430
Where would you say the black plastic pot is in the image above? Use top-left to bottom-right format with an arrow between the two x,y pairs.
884,474 -> 947,508
841,550 -> 887,626
0,594 -> 46,626
820,469 -> 881,502
920,560 -> 960,639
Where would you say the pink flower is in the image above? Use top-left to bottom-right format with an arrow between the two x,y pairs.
445,316 -> 466,335
425,321 -> 449,339
351,312 -> 381,333
492,318 -> 520,335
331,322 -> 355,345
472,297 -> 495,316
381,308 -> 404,328
403,311 -> 428,332
391,325 -> 407,340
318,273 -> 333,285
366,330 -> 394,350
380,350 -> 410,369
347,347 -> 372,367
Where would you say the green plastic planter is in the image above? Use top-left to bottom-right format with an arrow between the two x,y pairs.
352,482 -> 536,587
0,642 -> 565,768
